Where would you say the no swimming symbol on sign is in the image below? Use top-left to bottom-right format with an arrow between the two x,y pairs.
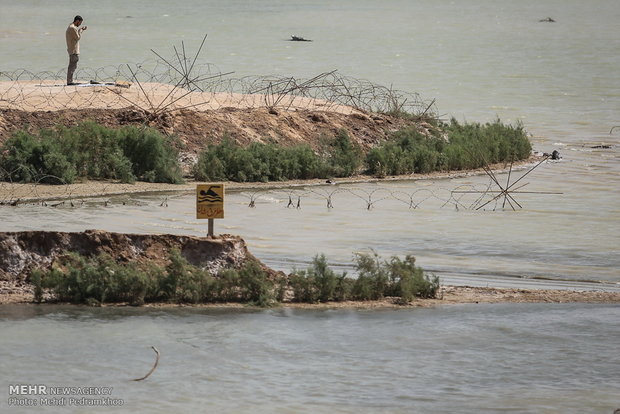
196,184 -> 225,219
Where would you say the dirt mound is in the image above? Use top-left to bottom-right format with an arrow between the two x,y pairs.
0,106 -> 419,155
0,230 -> 269,285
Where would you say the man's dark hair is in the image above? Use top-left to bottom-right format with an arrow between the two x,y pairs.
74,15 -> 83,22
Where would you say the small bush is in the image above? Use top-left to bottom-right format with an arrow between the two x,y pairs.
289,271 -> 318,303
163,249 -> 213,303
34,249 -> 277,306
352,251 -> 439,302
385,255 -> 440,302
193,137 -> 329,182
0,130 -> 77,183
352,251 -> 390,300
289,254 -> 346,303
440,118 -> 531,170
237,261 -> 276,306
37,252 -> 152,305
289,251 -> 439,303
60,122 -> 134,182
321,130 -> 363,177
0,122 -> 183,184
118,126 -> 184,183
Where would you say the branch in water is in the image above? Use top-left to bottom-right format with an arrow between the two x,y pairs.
131,346 -> 160,381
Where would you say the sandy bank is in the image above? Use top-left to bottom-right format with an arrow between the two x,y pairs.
1,285 -> 618,307
0,80 -> 359,114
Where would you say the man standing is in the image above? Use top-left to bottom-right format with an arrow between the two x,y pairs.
66,15 -> 87,85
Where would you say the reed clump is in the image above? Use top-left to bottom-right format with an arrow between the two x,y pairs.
366,118 -> 531,177
31,250 -> 439,306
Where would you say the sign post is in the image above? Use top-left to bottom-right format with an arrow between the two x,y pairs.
196,184 -> 225,238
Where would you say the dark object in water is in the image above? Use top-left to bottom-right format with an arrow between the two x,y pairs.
543,150 -> 561,160
591,144 -> 612,149
539,17 -> 556,22
290,35 -> 312,42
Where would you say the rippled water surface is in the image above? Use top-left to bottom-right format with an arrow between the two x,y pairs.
2,177 -> 620,289
1,1 -> 619,412
1,303 -> 619,414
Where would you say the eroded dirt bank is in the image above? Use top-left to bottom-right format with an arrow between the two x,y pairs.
0,230 -> 271,301
0,107 -> 421,154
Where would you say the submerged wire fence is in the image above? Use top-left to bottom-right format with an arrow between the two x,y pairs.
0,162 -> 552,212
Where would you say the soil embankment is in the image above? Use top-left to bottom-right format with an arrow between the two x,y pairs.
0,81 -> 424,154
0,107 -> 416,153
0,230 -> 271,302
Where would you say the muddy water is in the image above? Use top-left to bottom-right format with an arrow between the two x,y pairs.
1,1 -> 619,412
1,303 -> 619,413
1,0 -> 618,289
2,166 -> 619,290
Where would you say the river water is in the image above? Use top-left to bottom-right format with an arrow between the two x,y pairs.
1,0 -> 619,412
1,303 -> 619,414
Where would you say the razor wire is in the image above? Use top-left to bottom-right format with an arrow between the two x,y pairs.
0,63 -> 436,118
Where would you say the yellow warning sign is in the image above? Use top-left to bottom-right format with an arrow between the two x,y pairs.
196,184 -> 224,219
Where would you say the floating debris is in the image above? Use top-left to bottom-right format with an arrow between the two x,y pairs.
290,35 -> 312,42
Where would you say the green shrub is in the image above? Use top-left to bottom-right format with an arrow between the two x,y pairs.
289,254 -> 345,303
441,118 -> 531,169
352,251 -> 390,300
321,130 -> 363,177
37,252 -> 152,305
0,122 -> 183,184
214,268 -> 241,302
237,261 -> 276,306
289,271 -> 317,303
118,126 -> 183,183
288,252 -> 437,303
193,131 -> 364,183
193,137 -> 330,182
385,255 -> 440,302
31,270 -> 44,303
163,249 -> 213,303
351,251 -> 439,302
32,249 -> 438,306
0,130 -> 77,183
59,122 -> 134,182
366,119 -> 531,176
